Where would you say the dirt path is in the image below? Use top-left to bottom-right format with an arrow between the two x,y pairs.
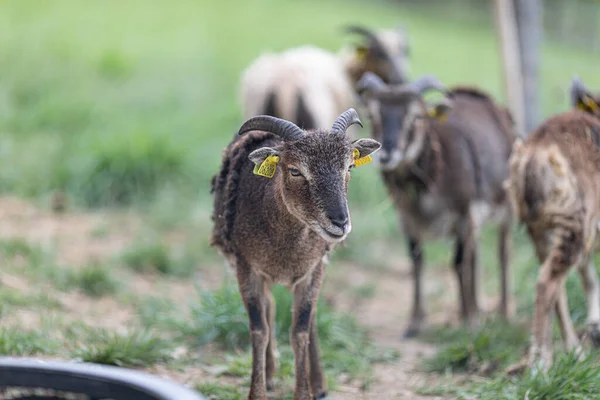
0,196 -> 460,399
324,261 -> 459,400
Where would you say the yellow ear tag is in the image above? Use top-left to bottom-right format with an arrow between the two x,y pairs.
428,107 -> 448,123
355,47 -> 368,60
353,148 -> 372,167
583,96 -> 599,113
253,155 -> 279,178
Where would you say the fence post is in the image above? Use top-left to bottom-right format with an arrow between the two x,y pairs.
494,0 -> 526,137
515,0 -> 542,134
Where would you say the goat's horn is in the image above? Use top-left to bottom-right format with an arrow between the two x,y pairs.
238,115 -> 305,141
357,72 -> 418,100
331,108 -> 363,134
357,72 -> 386,94
570,74 -> 587,105
408,75 -> 448,95
343,25 -> 377,40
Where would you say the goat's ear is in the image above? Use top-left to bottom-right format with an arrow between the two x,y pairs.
248,147 -> 279,165
427,99 -> 453,122
352,138 -> 381,158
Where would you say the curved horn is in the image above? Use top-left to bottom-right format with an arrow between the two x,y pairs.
331,108 -> 363,134
407,75 -> 448,95
570,74 -> 587,106
343,24 -> 377,40
357,72 -> 386,94
238,115 -> 305,141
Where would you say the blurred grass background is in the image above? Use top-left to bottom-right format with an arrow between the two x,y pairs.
2,0 -> 599,264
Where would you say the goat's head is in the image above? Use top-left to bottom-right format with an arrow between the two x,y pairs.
344,24 -> 410,84
356,72 -> 451,171
238,109 -> 381,243
570,75 -> 600,119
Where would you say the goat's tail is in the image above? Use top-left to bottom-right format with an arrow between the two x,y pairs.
505,139 -> 578,225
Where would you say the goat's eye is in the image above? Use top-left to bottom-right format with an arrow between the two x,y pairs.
289,167 -> 303,177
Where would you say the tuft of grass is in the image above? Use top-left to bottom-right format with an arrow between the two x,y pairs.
71,328 -> 173,368
422,319 -> 529,375
0,328 -> 58,356
60,262 -> 120,298
182,283 -> 398,383
0,238 -> 46,268
121,240 -> 196,278
0,286 -> 61,310
196,382 -> 245,400
183,283 -> 249,350
67,131 -> 186,207
461,351 -> 600,400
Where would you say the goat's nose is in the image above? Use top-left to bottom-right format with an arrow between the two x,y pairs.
328,211 -> 348,229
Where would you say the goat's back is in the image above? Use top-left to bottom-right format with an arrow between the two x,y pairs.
508,110 -> 600,230
436,87 -> 516,205
210,131 -> 279,256
239,46 -> 355,130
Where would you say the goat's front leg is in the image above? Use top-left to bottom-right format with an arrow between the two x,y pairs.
452,237 -> 469,323
237,265 -> 269,400
578,258 -> 600,346
403,237 -> 425,338
464,216 -> 482,325
292,263 -> 325,400
265,289 -> 279,391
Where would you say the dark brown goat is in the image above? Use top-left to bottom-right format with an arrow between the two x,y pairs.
210,109 -> 380,400
357,72 -> 516,337
507,76 -> 600,370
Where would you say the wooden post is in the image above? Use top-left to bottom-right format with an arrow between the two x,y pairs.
494,0 -> 526,137
515,0 -> 542,134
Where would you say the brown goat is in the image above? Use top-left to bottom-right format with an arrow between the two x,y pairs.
210,109 -> 381,400
357,72 -> 516,337
506,76 -> 600,369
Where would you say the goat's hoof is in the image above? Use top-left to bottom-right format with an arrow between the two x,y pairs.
402,326 -> 421,339
314,391 -> 328,400
589,325 -> 600,347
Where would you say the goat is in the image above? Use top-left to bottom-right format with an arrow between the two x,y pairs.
239,25 -> 409,132
210,109 -> 381,400
357,72 -> 516,337
506,76 -> 600,370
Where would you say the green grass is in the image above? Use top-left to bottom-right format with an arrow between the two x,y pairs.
71,328 -> 173,368
176,282 -> 397,387
121,239 -> 196,278
0,328 -> 58,356
460,351 -> 600,400
59,262 -> 120,298
196,382 -> 246,400
422,319 -> 530,375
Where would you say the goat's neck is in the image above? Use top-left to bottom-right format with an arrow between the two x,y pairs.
384,132 -> 440,194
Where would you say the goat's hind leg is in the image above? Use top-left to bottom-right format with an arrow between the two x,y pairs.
498,217 -> 513,319
578,258 -> 600,347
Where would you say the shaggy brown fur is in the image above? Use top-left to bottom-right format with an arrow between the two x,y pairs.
507,96 -> 600,370
359,74 -> 516,337
210,111 -> 380,400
